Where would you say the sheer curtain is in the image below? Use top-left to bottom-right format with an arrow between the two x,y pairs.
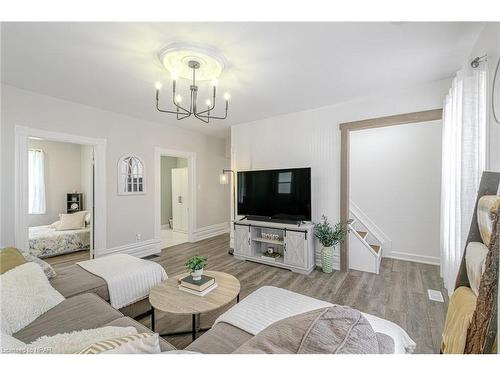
440,66 -> 487,294
28,149 -> 46,214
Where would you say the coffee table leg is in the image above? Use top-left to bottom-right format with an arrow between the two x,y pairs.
237,293 -> 240,303
151,308 -> 155,332
192,314 -> 199,341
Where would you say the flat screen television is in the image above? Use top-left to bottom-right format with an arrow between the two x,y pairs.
237,167 -> 311,222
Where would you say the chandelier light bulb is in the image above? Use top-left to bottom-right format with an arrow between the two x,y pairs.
155,82 -> 162,90
224,92 -> 231,101
171,72 -> 179,81
211,79 -> 218,87
175,95 -> 182,103
205,99 -> 212,107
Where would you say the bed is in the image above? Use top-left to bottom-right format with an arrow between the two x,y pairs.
28,225 -> 90,258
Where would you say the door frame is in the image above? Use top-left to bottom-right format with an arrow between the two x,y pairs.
338,109 -> 442,272
14,125 -> 107,257
154,147 -> 196,243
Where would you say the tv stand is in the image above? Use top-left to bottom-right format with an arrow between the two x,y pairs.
233,219 -> 315,274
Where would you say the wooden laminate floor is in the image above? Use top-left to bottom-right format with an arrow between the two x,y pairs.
47,234 -> 448,353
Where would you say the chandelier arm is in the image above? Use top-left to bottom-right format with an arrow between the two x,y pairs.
194,112 -> 209,124
157,89 -> 190,115
196,101 -> 228,120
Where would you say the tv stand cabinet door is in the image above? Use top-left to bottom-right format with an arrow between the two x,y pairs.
284,231 -> 308,268
234,226 -> 251,257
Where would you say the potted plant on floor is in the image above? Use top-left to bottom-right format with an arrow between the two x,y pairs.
185,255 -> 208,281
314,215 -> 351,273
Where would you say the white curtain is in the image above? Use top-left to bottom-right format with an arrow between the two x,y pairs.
440,67 -> 487,294
28,149 -> 46,214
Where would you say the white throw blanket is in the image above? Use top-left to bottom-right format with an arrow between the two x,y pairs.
77,254 -> 167,309
215,286 -> 416,354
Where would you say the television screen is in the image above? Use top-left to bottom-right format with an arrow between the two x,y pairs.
237,168 -> 311,222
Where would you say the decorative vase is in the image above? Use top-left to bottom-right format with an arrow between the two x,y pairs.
321,246 -> 334,273
191,268 -> 203,281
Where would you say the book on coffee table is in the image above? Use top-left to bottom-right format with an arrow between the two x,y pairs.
178,282 -> 218,296
179,275 -> 215,292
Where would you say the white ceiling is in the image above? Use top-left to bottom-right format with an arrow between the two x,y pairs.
1,22 -> 483,138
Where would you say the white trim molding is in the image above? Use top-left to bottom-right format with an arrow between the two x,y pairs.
14,126 -> 107,257
99,239 -> 161,258
384,251 -> 440,266
193,222 -> 229,242
154,147 -> 197,243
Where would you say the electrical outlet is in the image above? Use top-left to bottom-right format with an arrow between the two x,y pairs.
136,233 -> 141,241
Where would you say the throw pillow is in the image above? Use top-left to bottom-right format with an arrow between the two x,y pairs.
0,262 -> 65,335
22,253 -> 57,279
0,247 -> 26,274
77,332 -> 161,354
465,242 -> 489,296
56,211 -> 87,231
1,332 -> 27,354
233,305 -> 384,354
29,326 -> 137,354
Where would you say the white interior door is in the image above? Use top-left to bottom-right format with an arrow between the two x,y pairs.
171,167 -> 189,233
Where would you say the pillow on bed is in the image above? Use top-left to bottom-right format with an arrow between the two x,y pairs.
465,242 -> 488,296
441,286 -> 477,354
233,306 -> 392,354
84,211 -> 91,226
56,211 -> 87,231
477,195 -> 500,247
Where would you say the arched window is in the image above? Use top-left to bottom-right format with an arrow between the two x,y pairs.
118,154 -> 145,195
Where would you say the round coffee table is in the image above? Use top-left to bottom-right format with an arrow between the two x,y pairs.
149,270 -> 240,341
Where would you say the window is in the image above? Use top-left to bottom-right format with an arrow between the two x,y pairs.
28,149 -> 46,214
278,172 -> 292,194
118,154 -> 145,195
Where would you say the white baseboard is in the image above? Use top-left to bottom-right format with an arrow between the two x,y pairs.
384,251 -> 440,266
193,222 -> 229,242
97,239 -> 161,258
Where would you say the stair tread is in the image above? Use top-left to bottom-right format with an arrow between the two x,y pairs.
370,244 -> 381,253
356,231 -> 368,238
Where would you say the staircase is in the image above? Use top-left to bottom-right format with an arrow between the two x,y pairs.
348,200 -> 392,274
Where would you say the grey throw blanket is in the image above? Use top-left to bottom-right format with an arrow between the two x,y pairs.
234,305 -> 394,354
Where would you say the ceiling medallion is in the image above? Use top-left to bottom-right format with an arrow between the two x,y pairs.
155,42 -> 230,124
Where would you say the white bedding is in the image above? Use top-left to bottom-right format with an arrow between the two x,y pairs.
29,225 -> 90,258
215,286 -> 416,354
77,254 -> 167,309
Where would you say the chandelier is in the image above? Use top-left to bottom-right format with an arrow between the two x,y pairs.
155,43 -> 230,124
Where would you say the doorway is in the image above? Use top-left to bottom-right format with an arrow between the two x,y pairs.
14,126 -> 106,259
160,156 -> 189,249
339,109 -> 442,271
154,147 -> 196,249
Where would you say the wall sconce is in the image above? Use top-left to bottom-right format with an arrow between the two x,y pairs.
220,169 -> 236,255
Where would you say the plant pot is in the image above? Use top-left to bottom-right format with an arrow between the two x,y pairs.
191,268 -> 204,281
321,246 -> 335,273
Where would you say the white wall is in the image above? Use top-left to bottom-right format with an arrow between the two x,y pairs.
465,23 -> 500,172
350,121 -> 442,264
1,84 -> 230,250
27,139 -> 85,227
231,79 -> 451,263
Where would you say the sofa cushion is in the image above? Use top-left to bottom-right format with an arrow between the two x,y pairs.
13,293 -> 122,343
104,316 -> 176,352
0,247 -> 26,274
185,322 -> 252,354
50,264 -> 109,301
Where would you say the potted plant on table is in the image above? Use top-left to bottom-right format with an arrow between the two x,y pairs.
185,255 -> 208,281
314,215 -> 351,273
